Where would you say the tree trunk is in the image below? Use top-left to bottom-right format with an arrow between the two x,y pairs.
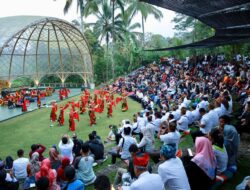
111,0 -> 115,80
141,15 -> 145,48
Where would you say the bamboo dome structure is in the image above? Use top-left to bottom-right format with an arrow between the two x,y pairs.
0,16 -> 93,87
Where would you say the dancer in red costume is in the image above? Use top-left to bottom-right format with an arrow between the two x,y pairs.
59,89 -> 64,101
69,110 -> 76,132
88,100 -> 96,126
121,93 -> 128,112
37,93 -> 41,108
58,106 -> 65,126
50,102 -> 57,122
80,96 -> 86,114
22,97 -> 27,112
107,100 -> 113,117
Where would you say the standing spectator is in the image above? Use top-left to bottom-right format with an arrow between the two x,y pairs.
58,134 -> 74,164
29,144 -> 46,162
12,149 -> 29,189
158,144 -> 190,190
76,143 -> 96,186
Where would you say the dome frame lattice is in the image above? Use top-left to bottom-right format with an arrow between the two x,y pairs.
0,16 -> 93,86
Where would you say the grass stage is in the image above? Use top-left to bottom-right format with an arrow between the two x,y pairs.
0,95 -> 249,190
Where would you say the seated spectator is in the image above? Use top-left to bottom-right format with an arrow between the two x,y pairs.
218,115 -> 239,166
110,127 -> 136,164
137,127 -> 154,153
209,128 -> 228,174
185,137 -> 216,190
23,161 -> 36,190
94,175 -> 113,190
236,176 -> 250,190
27,152 -> 40,177
159,121 -> 180,151
29,144 -> 46,162
121,153 -> 164,190
158,144 -> 190,190
0,170 -> 19,190
87,133 -> 105,161
72,133 -> 84,158
35,159 -> 60,190
177,107 -> 189,132
64,166 -> 84,190
12,149 -> 29,188
4,156 -> 14,172
49,148 -> 61,171
57,157 -> 70,189
238,101 -> 250,134
92,131 -> 102,143
58,134 -> 74,164
36,176 -> 49,190
107,125 -> 118,141
76,143 -> 96,186
113,145 -> 152,189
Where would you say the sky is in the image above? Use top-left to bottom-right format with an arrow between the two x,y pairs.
0,0 -> 176,38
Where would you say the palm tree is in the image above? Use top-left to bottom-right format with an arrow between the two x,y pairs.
63,0 -> 85,32
127,0 -> 163,47
86,0 -> 124,81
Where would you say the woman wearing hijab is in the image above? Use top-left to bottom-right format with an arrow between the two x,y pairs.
49,148 -> 61,171
35,159 -> 60,190
57,157 -> 70,189
185,137 -> 216,190
28,152 -> 40,177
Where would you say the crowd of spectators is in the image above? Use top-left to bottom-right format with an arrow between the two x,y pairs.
1,53 -> 250,190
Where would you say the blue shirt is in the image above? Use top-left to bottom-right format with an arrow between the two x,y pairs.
67,179 -> 84,190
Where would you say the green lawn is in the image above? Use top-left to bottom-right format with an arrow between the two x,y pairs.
0,96 -> 249,190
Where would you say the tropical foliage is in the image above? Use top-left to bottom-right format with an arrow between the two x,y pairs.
59,0 -> 250,85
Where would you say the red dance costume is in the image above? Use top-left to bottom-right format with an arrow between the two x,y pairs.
58,108 -> 65,126
69,111 -> 76,132
50,103 -> 57,122
107,102 -> 113,117
22,97 -> 27,112
37,94 -> 41,108
89,103 -> 96,126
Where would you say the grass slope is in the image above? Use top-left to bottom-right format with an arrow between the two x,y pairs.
0,95 -> 141,158
0,96 -> 249,190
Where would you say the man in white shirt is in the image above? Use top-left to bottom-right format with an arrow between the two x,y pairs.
13,149 -> 29,185
159,121 -> 181,151
111,127 -> 136,164
207,103 -> 219,129
191,108 -> 212,142
58,134 -> 74,163
177,107 -> 189,131
158,144 -> 190,190
122,153 -> 164,190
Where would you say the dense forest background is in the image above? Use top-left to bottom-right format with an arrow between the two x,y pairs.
12,0 -> 250,87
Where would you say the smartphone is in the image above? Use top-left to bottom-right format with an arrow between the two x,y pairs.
187,148 -> 193,157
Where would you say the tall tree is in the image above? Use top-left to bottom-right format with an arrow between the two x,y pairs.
127,1 -> 163,47
86,0 -> 124,81
63,0 -> 85,32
